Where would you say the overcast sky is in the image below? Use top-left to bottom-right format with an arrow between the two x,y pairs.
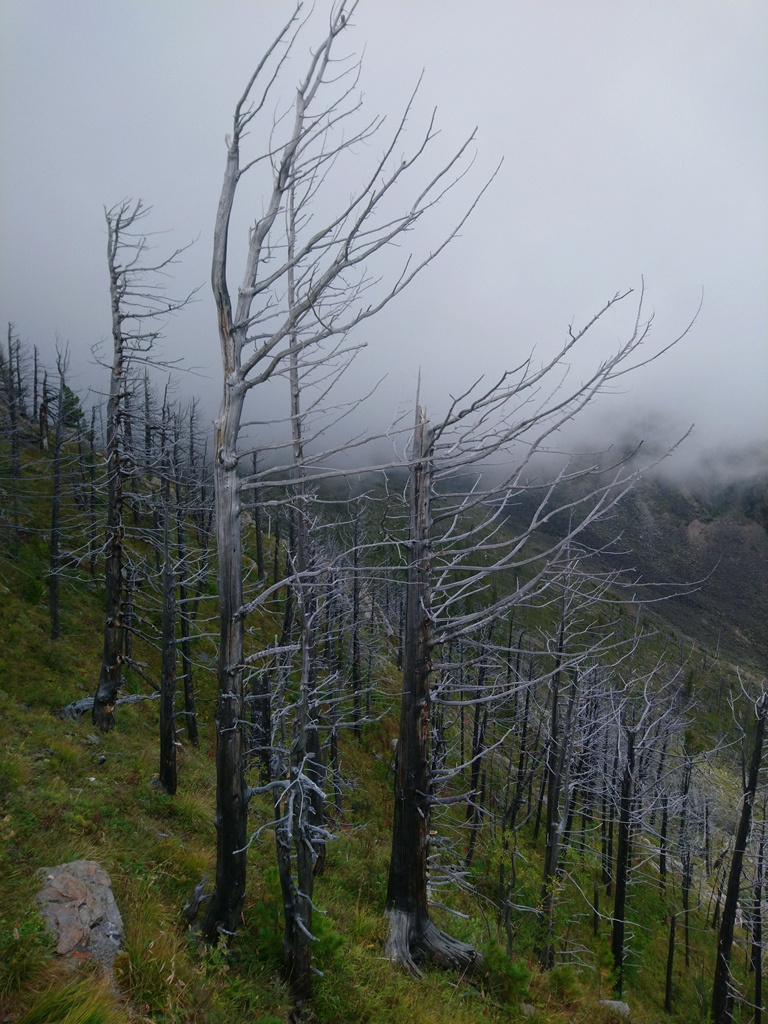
1,1 -> 766,475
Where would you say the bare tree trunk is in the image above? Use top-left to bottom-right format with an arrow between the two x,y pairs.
351,502 -> 363,740
539,600 -> 579,970
176,564 -> 198,747
273,195 -> 328,1001
159,506 -> 177,795
251,452 -> 264,579
32,345 -> 39,422
753,823 -> 764,1024
92,224 -> 127,729
287,183 -> 326,876
39,374 -> 50,453
88,407 -> 98,578
465,657 -> 489,870
712,694 -> 767,1023
5,325 -> 21,557
679,753 -> 693,969
201,141 -> 251,936
539,678 -> 579,967
712,858 -> 727,932
249,670 -> 271,784
92,201 -> 192,730
172,416 -> 198,747
612,727 -> 635,999
659,793 -> 669,893
604,742 -> 620,898
385,409 -> 480,974
201,358 -> 248,941
665,912 -> 676,1013
48,354 -> 67,639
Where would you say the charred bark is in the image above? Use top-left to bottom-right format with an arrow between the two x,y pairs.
157,505 -> 177,795
712,693 -> 767,1023
612,726 -> 635,999
385,410 -> 481,975
48,357 -> 66,639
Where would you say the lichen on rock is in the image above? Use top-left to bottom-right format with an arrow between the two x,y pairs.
35,860 -> 124,977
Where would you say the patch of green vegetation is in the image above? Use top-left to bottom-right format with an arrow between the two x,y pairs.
0,907 -> 55,998
2,409 -> 765,1024
18,972 -> 134,1024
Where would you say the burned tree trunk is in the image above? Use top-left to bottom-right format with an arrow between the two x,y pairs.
385,409 -> 480,974
92,218 -> 127,729
48,354 -> 67,640
274,254 -> 329,998
753,823 -> 764,1024
665,912 -> 677,1013
200,336 -> 248,942
158,506 -> 177,795
612,726 -> 635,999
5,325 -> 21,556
92,201 -> 192,729
351,501 -> 363,740
712,693 -> 767,1024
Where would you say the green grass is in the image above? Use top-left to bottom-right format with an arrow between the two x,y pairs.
18,972 -> 135,1024
1,419 -> 765,1024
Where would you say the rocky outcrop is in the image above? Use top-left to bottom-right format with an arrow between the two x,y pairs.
35,860 -> 124,976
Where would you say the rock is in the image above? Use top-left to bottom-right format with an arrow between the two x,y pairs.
599,1000 -> 631,1019
35,860 -> 124,977
521,1003 -> 536,1017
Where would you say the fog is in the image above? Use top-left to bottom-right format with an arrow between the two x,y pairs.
1,1 -> 766,480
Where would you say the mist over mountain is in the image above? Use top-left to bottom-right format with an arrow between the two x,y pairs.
500,447 -> 768,673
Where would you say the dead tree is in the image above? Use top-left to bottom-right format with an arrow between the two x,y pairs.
171,404 -> 202,747
752,820 -> 765,1024
200,5 -> 490,1007
4,325 -> 22,556
385,408 -> 481,973
382,276 -> 694,972
92,200 -> 194,731
48,348 -> 70,640
158,503 -> 177,795
712,689 -> 768,1024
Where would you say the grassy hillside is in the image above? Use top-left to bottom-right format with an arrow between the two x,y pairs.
1,424 -> 766,1024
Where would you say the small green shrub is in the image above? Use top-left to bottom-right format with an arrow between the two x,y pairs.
20,574 -> 44,606
479,940 -> 530,1004
547,962 -> 581,1005
0,909 -> 54,996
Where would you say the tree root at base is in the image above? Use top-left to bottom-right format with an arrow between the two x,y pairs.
384,908 -> 482,976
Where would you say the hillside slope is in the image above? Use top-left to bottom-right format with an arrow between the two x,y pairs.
504,469 -> 768,673
2,430 -> 766,1023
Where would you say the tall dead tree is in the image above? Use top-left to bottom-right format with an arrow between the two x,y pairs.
201,6 -> 484,996
158,504 -> 177,795
4,325 -> 22,557
92,200 -> 194,731
270,182 -> 330,998
712,689 -> 768,1024
171,404 -> 201,747
752,820 -> 765,1024
381,281 -> 694,972
48,349 -> 69,640
385,408 -> 481,973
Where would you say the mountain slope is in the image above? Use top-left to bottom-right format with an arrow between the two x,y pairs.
503,468 -> 768,672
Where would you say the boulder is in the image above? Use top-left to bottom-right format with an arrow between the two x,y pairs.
35,860 -> 124,976
599,1000 -> 631,1019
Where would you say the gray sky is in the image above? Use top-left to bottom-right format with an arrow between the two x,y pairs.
1,1 -> 766,473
